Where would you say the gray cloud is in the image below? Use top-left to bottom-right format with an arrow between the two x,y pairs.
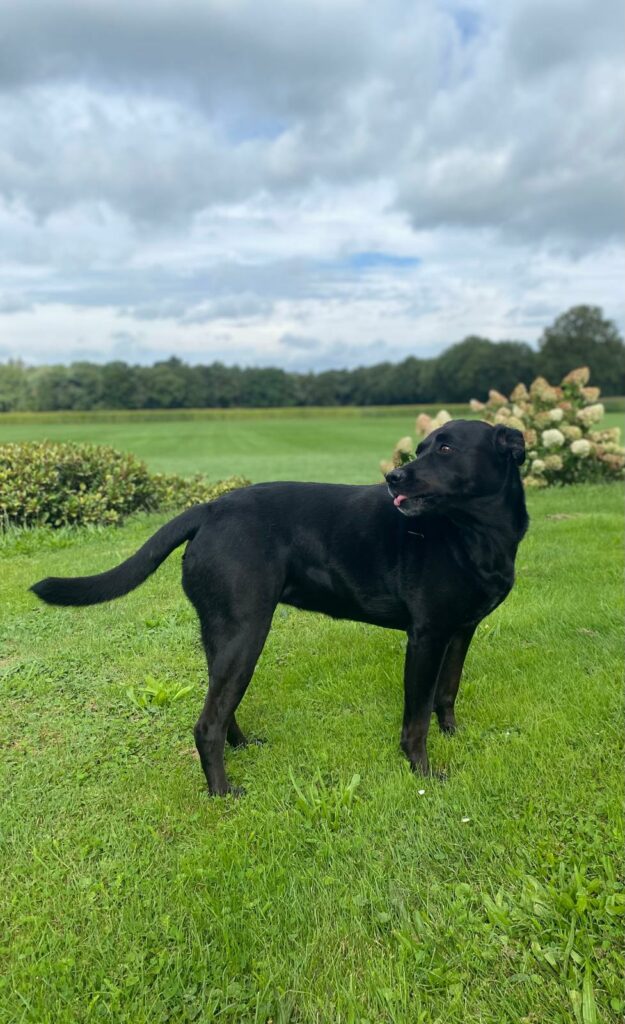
0,291 -> 32,314
0,0 -> 622,367
179,294 -> 273,325
396,1 -> 624,247
272,335 -> 393,373
0,0 -> 374,114
506,0 -> 623,77
279,334 -> 320,351
1,0 -> 621,245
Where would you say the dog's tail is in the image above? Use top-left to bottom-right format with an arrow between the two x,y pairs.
30,505 -> 206,607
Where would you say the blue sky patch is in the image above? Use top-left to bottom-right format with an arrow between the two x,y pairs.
344,252 -> 421,271
450,6 -> 482,43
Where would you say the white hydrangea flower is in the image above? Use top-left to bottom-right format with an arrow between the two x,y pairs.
548,408 -> 564,422
587,403 -> 604,422
416,413 -> 433,435
531,459 -> 546,474
395,436 -> 413,454
433,410 -> 452,427
562,425 -> 582,441
577,403 -> 604,426
541,428 -> 565,449
571,439 -> 592,458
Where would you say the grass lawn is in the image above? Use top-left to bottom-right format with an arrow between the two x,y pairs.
0,415 -> 623,1023
0,407 -> 622,484
0,408 -> 437,484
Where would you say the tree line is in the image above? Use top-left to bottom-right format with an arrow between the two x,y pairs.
1,306 -> 623,412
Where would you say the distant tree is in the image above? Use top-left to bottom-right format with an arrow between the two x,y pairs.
432,337 -> 490,402
185,364 -> 208,408
0,360 -> 28,411
2,305 -> 620,411
348,363 -> 393,405
239,367 -> 295,407
100,361 -> 141,408
30,365 -> 72,410
418,358 -> 437,403
199,363 -> 243,407
487,340 -> 538,395
305,369 -> 354,406
141,358 -> 191,408
387,357 -> 427,404
66,362 -> 105,410
431,337 -> 536,402
538,306 -> 625,394
290,371 -> 315,406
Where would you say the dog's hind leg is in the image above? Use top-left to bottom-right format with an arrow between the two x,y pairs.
226,714 -> 249,748
193,608 -> 273,796
226,713 -> 265,748
433,624 -> 476,734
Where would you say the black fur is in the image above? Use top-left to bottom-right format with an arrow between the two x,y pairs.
31,505 -> 205,606
31,419 -> 528,796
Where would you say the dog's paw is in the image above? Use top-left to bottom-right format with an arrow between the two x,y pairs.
231,735 -> 267,750
226,785 -> 247,798
207,783 -> 247,798
409,762 -> 448,782
435,709 -> 457,734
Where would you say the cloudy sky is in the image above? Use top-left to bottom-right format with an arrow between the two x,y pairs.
0,0 -> 623,369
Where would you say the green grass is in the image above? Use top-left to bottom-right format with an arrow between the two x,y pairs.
0,417 -> 623,1023
0,410 -> 436,483
0,404 -> 475,424
0,407 -> 622,484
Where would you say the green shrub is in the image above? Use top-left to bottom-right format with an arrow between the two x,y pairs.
149,470 -> 250,512
382,367 -> 625,487
0,441 -> 249,529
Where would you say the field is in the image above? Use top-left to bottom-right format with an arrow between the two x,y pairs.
1,411 -> 623,1023
0,405 -> 622,483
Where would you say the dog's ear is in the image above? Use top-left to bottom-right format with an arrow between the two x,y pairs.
493,424 -> 526,465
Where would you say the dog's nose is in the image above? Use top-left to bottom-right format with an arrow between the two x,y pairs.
386,469 -> 404,488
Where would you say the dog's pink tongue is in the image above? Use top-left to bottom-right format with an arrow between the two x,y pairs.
393,494 -> 408,507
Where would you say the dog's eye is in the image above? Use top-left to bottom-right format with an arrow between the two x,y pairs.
439,444 -> 453,454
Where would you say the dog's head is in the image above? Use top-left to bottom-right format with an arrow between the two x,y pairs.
385,419 -> 525,517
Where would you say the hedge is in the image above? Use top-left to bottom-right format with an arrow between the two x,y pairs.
0,441 -> 249,528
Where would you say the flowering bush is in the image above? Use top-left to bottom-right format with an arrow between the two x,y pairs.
381,367 -> 624,487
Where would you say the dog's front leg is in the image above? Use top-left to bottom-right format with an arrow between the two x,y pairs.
401,630 -> 450,776
434,624 -> 477,734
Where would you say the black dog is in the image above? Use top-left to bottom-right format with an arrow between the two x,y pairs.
31,419 -> 528,796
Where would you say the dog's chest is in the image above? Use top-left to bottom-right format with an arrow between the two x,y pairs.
471,582 -> 511,621
405,536 -> 513,628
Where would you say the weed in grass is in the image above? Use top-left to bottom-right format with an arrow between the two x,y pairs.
125,675 -> 195,712
290,769 -> 362,830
